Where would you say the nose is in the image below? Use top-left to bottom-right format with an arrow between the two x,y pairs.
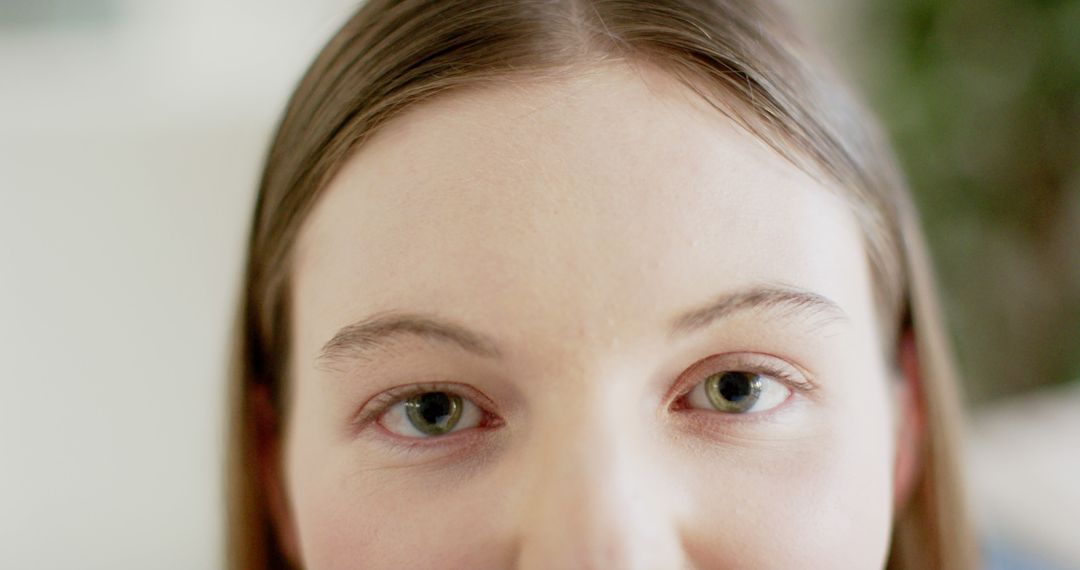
513,394 -> 689,570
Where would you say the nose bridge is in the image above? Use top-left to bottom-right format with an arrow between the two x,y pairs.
514,373 -> 686,570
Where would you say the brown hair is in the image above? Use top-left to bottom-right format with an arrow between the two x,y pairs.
227,1 -> 977,568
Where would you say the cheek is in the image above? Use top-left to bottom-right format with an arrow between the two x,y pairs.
287,453 -> 518,569
681,402 -> 896,568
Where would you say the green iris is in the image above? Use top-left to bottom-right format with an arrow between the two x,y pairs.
704,371 -> 763,413
404,391 -> 463,435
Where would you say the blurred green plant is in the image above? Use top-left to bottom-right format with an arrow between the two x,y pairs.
853,0 -> 1080,401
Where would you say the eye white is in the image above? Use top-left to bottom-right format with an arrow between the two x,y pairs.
379,394 -> 484,437
686,373 -> 792,413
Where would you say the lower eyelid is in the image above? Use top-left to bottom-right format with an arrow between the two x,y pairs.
363,419 -> 503,464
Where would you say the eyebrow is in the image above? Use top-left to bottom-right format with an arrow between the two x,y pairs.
667,284 -> 849,337
316,285 -> 848,372
316,311 -> 503,373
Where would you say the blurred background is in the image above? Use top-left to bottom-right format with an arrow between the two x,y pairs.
0,0 -> 1076,568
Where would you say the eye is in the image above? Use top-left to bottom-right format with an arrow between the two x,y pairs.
685,370 -> 793,414
378,390 -> 485,437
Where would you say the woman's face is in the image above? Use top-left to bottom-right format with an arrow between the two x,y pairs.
282,62 -> 900,569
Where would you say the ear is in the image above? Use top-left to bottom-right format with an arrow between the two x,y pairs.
892,326 -> 925,511
253,385 -> 301,564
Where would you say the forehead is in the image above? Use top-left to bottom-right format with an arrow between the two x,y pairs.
293,62 -> 873,359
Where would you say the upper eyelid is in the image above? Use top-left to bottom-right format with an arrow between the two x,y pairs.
351,381 -> 491,434
729,353 -> 817,391
671,352 -> 817,406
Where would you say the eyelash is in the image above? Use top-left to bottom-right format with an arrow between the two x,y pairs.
674,353 -> 814,398
352,381 -> 498,433
353,353 -> 815,444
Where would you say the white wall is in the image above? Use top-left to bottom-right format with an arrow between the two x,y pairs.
0,1 -> 356,567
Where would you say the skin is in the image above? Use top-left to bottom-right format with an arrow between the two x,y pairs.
277,61 -> 914,569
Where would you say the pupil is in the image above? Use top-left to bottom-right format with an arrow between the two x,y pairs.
417,392 -> 452,425
718,372 -> 752,402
